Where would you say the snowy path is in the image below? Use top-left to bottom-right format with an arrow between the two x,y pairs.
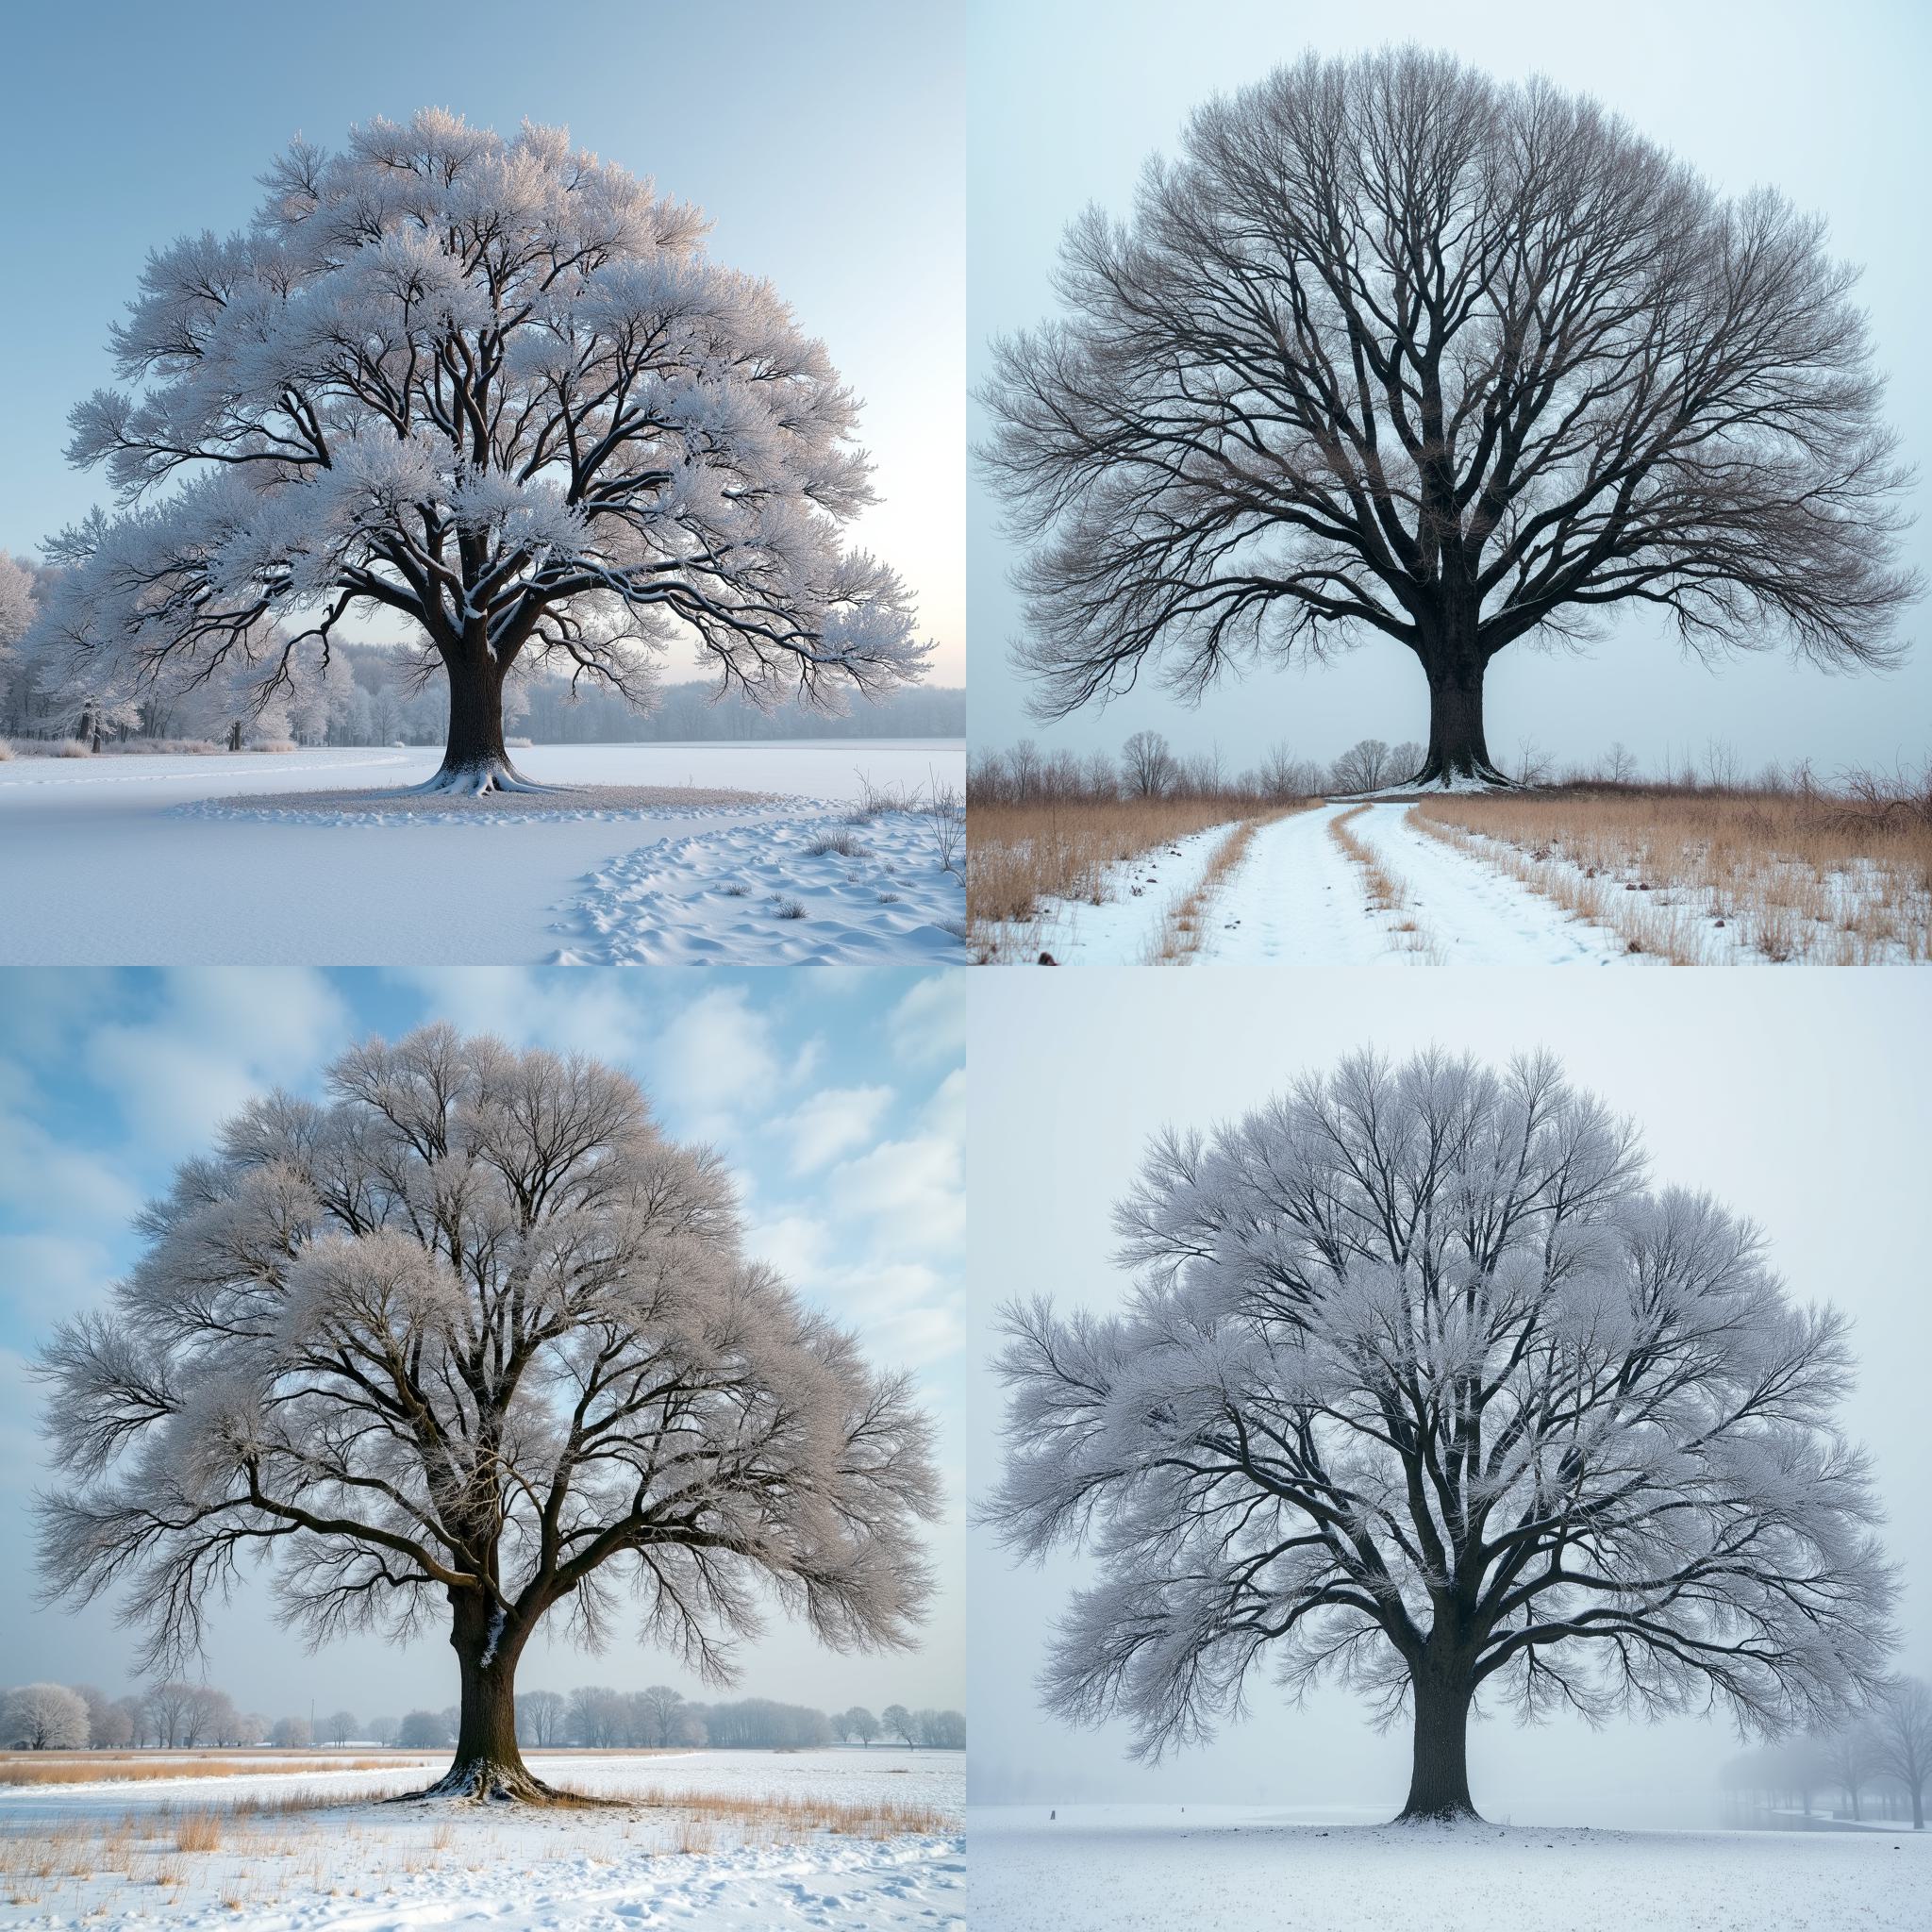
970,1805 -> 1930,1932
1197,808 -> 1387,964
1193,805 -> 1635,967
1346,805 -> 1633,966
0,742 -> 962,965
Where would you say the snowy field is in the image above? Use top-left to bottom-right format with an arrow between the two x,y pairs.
970,1804 -> 1930,1931
0,742 -> 965,965
0,1749 -> 963,1931
982,803 -> 1646,966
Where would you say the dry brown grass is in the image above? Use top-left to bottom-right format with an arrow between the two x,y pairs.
1329,806 -> 1440,961
967,796 -> 1248,958
608,1785 -> 952,1846
0,1751 -> 433,1787
1412,788 -> 1932,964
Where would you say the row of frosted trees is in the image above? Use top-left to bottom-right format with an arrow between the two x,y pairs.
1721,1679 -> 1932,1828
1,1679 -> 964,1757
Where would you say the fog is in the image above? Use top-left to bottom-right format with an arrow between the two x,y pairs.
966,970 -> 1932,1827
967,0 -> 1932,775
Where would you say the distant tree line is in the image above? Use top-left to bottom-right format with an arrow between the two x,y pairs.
1722,1677 -> 1931,1829
0,1677 -> 965,1756
0,554 -> 960,749
968,732 -> 1425,807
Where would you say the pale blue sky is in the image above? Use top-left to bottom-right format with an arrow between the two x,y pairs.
969,0 -> 1932,776
0,0 -> 964,683
0,967 -> 964,1724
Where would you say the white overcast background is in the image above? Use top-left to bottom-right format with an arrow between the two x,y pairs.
0,967 -> 965,1727
967,969 -> 1932,1827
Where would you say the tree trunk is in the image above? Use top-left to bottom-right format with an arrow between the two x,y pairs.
1399,1656 -> 1479,1822
415,1598 -> 555,1803
1913,1783 -> 1924,1830
1409,643 -> 1509,789
420,643 -> 541,796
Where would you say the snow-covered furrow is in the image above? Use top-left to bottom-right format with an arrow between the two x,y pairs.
1346,805 -> 1640,966
557,810 -> 965,964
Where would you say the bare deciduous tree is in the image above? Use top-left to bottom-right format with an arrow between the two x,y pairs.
982,49 -> 1919,786
39,109 -> 928,793
36,1024 -> 939,1802
987,1049 -> 1894,1819
1871,1676 -> 1932,1830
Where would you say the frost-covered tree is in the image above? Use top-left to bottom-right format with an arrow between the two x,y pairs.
883,1702 -> 915,1747
36,1024 -> 939,1802
988,1049 -> 1895,1820
396,1708 -> 449,1750
982,49 -> 1919,786
1871,1676 -> 1931,1830
3,1683 -> 90,1750
847,1703 -> 880,1745
40,108 -> 929,793
270,1714 -> 312,1749
0,551 -> 34,678
323,1708 -> 358,1747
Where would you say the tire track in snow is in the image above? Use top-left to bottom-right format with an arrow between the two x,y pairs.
1196,806 -> 1391,963
1347,804 -> 1635,965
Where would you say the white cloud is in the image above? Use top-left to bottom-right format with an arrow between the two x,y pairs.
0,1107 -> 142,1228
827,1132 -> 964,1254
0,1232 -> 114,1318
651,986 -> 784,1130
887,974 -> 965,1068
84,968 -> 350,1154
388,968 -> 655,1067
778,1084 -> 895,1174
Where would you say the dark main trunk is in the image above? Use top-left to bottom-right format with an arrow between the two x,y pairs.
415,1598 -> 554,1803
1410,640 -> 1508,789
1399,1656 -> 1479,1822
439,649 -> 512,782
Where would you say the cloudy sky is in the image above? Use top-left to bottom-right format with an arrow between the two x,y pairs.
0,966 -> 964,1727
967,968 -> 1932,1827
968,0 -> 1932,776
0,0 -> 963,687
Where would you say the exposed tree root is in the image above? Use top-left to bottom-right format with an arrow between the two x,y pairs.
386,1757 -> 602,1807
406,756 -> 564,798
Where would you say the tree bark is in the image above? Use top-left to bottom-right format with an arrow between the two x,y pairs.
414,1596 -> 556,1802
1399,1655 -> 1479,1822
1409,642 -> 1509,789
428,645 -> 524,792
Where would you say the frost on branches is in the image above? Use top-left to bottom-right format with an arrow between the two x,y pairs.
988,1050 -> 1894,1821
35,1026 -> 940,1803
39,111 -> 930,793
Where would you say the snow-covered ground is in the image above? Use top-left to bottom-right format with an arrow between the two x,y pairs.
975,824 -> 1238,965
0,1749 -> 963,1931
970,1803 -> 1930,1931
984,804 -> 1643,966
0,742 -> 964,965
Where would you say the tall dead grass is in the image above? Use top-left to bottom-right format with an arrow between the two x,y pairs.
968,796 -> 1245,941
1329,806 -> 1440,961
0,1752 -> 436,1787
1413,787 -> 1932,964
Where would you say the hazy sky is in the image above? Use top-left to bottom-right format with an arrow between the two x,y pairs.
967,0 -> 1932,776
967,969 -> 1932,1826
0,0 -> 963,687
0,967 -> 964,1725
